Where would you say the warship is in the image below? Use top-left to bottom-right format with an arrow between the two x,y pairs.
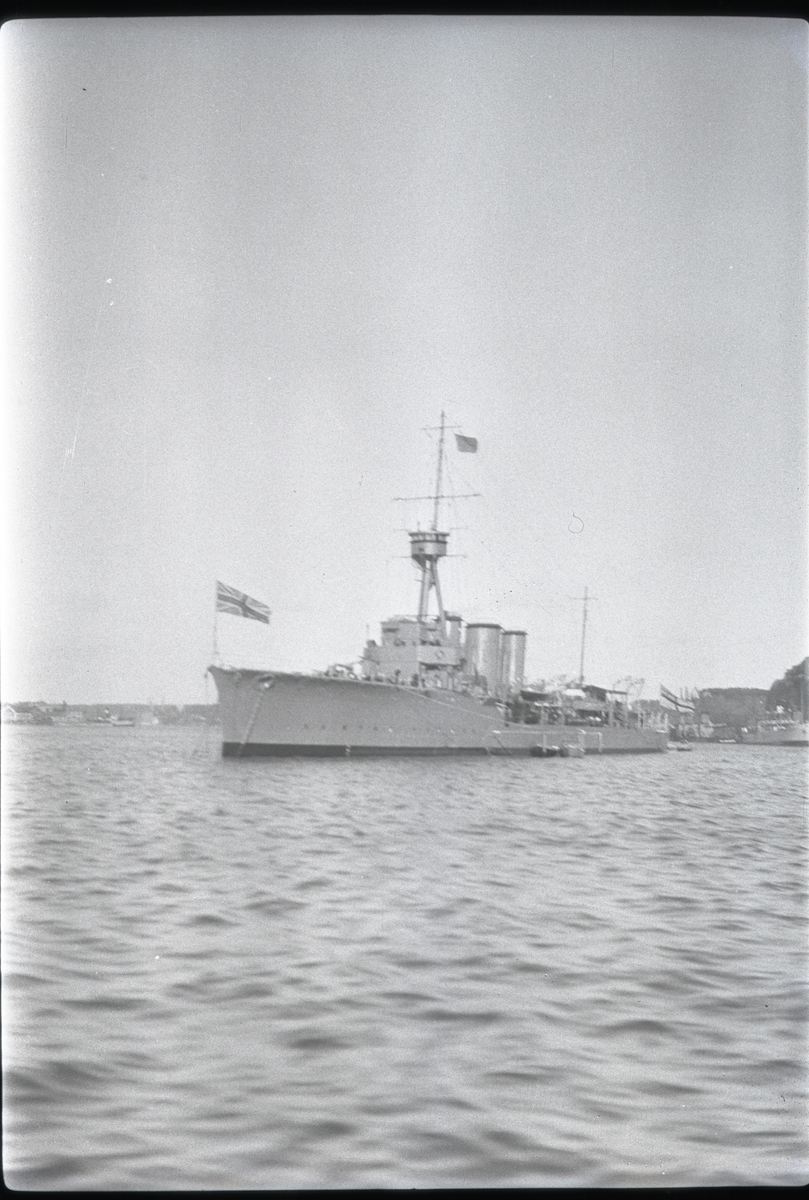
210,416 -> 667,758
737,717 -> 808,746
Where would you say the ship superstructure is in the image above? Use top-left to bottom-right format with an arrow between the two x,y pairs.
359,417 -> 525,698
209,414 -> 667,756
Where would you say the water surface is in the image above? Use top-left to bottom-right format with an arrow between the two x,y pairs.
3,726 -> 807,1188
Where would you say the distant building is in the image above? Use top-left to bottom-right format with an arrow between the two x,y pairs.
698,714 -> 714,739
2,702 -> 53,724
2,704 -> 29,723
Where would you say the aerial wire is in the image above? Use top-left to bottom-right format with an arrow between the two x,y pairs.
58,139 -> 151,502
59,199 -> 125,499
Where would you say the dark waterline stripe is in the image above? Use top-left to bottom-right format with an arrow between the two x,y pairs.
221,742 -> 665,758
223,743 -> 494,758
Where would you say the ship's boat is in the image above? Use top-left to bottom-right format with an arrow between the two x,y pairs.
209,417 -> 667,758
737,718 -> 808,746
90,709 -> 136,726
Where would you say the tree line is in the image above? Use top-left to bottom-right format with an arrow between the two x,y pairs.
693,658 -> 808,728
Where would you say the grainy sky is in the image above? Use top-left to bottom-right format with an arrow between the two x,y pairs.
2,15 -> 807,704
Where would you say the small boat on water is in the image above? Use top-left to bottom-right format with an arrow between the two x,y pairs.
210,416 -> 668,758
91,711 -> 136,727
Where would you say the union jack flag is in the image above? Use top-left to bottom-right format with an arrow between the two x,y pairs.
216,581 -> 270,624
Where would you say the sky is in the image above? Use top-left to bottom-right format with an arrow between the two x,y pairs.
2,15 -> 807,705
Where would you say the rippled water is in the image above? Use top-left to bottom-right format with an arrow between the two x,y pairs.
2,725 -> 808,1188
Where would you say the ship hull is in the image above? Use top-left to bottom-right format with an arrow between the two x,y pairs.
210,667 -> 667,757
738,723 -> 808,746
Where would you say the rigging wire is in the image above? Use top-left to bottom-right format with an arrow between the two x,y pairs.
58,143 -> 152,502
441,454 -> 566,624
59,202 -> 125,498
408,419 -> 599,639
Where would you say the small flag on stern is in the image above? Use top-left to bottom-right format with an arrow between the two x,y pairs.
216,581 -> 271,624
455,434 -> 478,453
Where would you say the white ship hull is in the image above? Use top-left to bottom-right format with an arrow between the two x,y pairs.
738,721 -> 808,746
210,668 -> 668,757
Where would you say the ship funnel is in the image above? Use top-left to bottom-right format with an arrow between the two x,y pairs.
500,630 -> 527,695
464,623 -> 503,694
